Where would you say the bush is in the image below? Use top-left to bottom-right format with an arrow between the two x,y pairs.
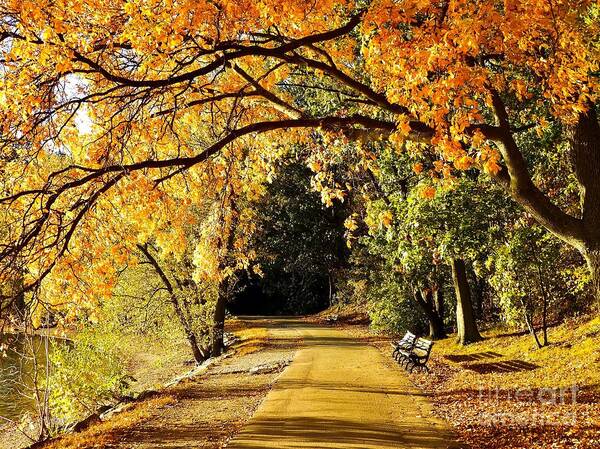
367,275 -> 426,335
49,330 -> 130,423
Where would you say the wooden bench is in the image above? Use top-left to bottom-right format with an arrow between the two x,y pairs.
397,337 -> 434,373
391,331 -> 417,361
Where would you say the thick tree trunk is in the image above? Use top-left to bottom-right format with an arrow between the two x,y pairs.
570,104 -> 600,305
210,288 -> 227,357
13,269 -> 26,320
584,250 -> 600,307
451,258 -> 482,345
489,95 -> 600,305
427,310 -> 446,340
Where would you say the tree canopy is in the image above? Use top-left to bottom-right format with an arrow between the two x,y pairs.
0,0 -> 598,323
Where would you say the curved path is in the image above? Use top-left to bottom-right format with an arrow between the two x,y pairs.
227,318 -> 466,449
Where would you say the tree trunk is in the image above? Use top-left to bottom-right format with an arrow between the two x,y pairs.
584,249 -> 600,308
210,287 -> 227,357
413,288 -> 447,340
328,272 -> 334,307
13,269 -> 26,320
187,331 -> 207,364
451,258 -> 482,345
570,103 -> 600,306
489,95 -> 600,306
520,296 -> 543,349
169,294 -> 207,364
136,244 -> 207,364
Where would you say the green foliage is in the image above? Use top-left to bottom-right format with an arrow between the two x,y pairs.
367,271 -> 426,335
107,259 -> 215,348
247,158 -> 349,314
488,226 -> 573,327
49,330 -> 130,422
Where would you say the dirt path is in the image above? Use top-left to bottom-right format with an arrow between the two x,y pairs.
227,318 -> 466,449
35,317 -> 465,449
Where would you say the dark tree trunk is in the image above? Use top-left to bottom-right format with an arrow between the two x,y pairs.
210,288 -> 227,357
413,288 -> 447,340
451,258 -> 482,345
570,104 -> 600,306
13,269 -> 26,320
210,190 -> 238,357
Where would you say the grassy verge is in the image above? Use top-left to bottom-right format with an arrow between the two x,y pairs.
409,316 -> 600,449
35,318 -> 289,449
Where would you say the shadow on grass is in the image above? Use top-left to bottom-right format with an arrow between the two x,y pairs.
445,352 -> 503,363
463,359 -> 539,374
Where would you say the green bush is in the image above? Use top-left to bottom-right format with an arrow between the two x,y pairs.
367,275 -> 426,335
49,330 -> 130,423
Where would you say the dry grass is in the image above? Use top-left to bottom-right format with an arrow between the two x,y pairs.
431,316 -> 600,390
231,324 -> 269,356
42,395 -> 177,449
409,316 -> 600,449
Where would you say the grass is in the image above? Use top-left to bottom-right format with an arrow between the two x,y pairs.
411,315 -> 600,449
432,316 -> 600,390
42,395 -> 177,449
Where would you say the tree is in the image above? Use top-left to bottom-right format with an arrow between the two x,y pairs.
489,226 -> 567,348
0,1 -> 598,318
247,158 -> 349,314
136,243 -> 210,364
450,258 -> 481,345
359,153 -> 450,340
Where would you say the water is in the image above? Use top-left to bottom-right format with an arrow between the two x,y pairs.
0,334 -> 52,422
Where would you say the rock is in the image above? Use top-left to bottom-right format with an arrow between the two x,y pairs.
249,361 -> 289,375
100,401 -> 133,420
325,314 -> 339,324
71,413 -> 101,432
136,389 -> 159,401
224,332 -> 241,347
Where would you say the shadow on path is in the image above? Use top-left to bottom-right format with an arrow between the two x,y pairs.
229,416 -> 468,449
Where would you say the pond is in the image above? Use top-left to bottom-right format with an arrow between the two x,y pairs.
0,334 -> 55,422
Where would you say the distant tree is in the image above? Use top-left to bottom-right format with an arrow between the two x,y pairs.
249,159 -> 348,314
